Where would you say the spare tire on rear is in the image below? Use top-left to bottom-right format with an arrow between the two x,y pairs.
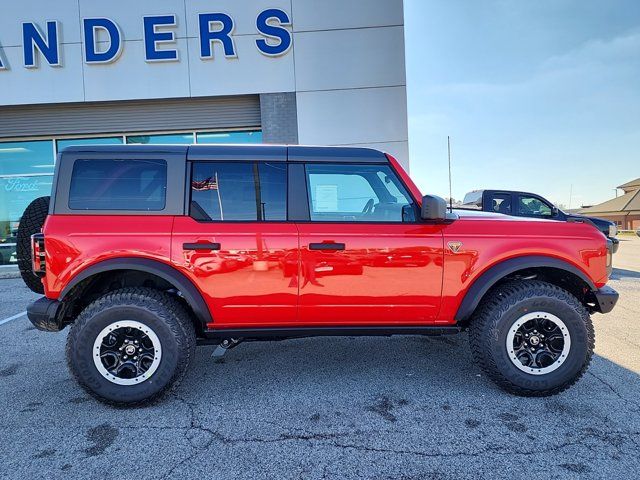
17,196 -> 50,294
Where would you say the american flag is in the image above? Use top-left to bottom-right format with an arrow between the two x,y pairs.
192,177 -> 218,191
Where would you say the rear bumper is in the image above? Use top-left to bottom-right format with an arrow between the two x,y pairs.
593,286 -> 619,314
27,297 -> 63,332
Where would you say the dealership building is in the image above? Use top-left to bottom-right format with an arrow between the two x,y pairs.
0,0 -> 408,265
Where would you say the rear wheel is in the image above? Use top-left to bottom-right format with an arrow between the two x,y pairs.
17,196 -> 50,293
66,288 -> 196,406
469,280 -> 594,396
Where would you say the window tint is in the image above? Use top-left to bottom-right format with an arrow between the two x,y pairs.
69,159 -> 167,211
190,162 -> 286,221
518,195 -> 553,217
258,162 -> 287,220
489,193 -> 512,214
305,164 -> 415,222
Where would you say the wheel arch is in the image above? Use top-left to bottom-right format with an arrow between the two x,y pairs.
59,258 -> 212,332
455,255 -> 596,324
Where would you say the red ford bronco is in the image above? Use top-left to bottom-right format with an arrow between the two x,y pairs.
21,145 -> 618,405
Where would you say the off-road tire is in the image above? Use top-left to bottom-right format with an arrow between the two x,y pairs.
17,196 -> 50,293
66,288 -> 196,406
469,280 -> 594,396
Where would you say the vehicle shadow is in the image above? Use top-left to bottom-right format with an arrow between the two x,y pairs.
611,267 -> 640,280
182,334 -> 640,408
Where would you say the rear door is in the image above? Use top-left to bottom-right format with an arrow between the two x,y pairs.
484,192 -> 513,215
171,148 -> 299,329
294,160 -> 444,325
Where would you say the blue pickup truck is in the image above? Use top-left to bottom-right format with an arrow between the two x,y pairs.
462,189 -> 619,252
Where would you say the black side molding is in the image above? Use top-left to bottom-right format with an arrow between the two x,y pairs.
455,256 -> 597,323
59,258 -> 213,330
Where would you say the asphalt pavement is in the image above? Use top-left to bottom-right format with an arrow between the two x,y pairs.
0,239 -> 639,479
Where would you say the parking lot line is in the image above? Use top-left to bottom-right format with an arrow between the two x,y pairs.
0,311 -> 26,326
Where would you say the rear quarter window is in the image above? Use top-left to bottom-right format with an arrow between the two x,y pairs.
68,159 -> 167,211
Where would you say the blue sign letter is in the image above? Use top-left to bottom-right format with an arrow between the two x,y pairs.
256,9 -> 291,56
84,18 -> 122,64
0,47 -> 6,70
23,21 -> 60,68
144,15 -> 178,62
199,13 -> 236,59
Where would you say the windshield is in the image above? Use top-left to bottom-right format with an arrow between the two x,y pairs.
462,190 -> 483,208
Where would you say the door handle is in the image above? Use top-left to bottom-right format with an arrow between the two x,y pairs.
183,242 -> 221,251
309,242 -> 346,251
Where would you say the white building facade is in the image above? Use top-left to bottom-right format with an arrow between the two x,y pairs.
0,0 -> 408,264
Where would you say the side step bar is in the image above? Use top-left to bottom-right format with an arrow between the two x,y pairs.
199,326 -> 461,344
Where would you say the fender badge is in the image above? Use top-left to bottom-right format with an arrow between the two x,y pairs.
448,241 -> 463,254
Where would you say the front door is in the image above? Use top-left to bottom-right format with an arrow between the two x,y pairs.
172,159 -> 299,329
515,194 -> 554,219
296,162 -> 444,325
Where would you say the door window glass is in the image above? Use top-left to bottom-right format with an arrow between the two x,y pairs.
305,164 -> 416,222
190,162 -> 286,221
517,195 -> 553,217
258,163 -> 287,220
489,193 -> 512,214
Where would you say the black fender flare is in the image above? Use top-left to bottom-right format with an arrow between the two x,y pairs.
60,258 -> 212,329
454,255 -> 596,322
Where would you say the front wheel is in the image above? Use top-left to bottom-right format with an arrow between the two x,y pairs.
469,280 -> 594,396
66,288 -> 196,406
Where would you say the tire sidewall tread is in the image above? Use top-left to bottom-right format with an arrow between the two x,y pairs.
66,287 -> 196,407
469,280 -> 594,397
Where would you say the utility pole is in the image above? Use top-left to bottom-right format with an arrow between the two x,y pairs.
568,184 -> 573,210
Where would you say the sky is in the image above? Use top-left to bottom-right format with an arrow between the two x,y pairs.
404,0 -> 640,208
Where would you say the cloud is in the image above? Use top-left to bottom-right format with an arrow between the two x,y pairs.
414,28 -> 640,100
544,29 -> 640,69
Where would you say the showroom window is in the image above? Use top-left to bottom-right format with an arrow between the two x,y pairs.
57,137 -> 123,151
127,133 -> 194,145
0,140 -> 54,266
197,131 -> 262,144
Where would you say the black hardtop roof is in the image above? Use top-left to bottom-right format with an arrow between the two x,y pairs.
60,144 -> 388,163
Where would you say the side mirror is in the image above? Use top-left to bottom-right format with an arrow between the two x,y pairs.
421,195 -> 447,221
552,206 -> 559,217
